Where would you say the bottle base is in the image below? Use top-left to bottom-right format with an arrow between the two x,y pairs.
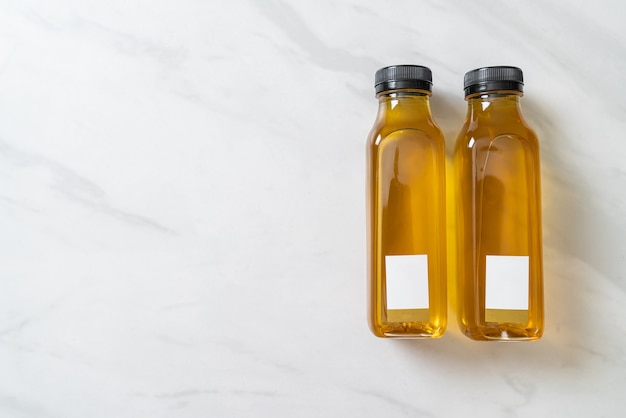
371,322 -> 445,339
460,323 -> 542,342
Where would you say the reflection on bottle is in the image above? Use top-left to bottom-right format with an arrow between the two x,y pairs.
383,146 -> 413,255
478,173 -> 505,255
476,173 -> 505,323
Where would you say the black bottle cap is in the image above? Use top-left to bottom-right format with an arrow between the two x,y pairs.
375,65 -> 432,94
463,66 -> 524,96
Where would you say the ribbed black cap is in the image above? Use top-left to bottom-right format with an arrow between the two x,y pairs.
375,65 -> 432,94
464,66 -> 523,96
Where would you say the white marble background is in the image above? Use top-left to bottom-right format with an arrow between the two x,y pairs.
0,0 -> 624,417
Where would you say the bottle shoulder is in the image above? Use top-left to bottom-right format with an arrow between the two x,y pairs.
455,119 -> 539,149
368,118 -> 445,148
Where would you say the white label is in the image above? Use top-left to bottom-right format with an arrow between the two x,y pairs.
485,255 -> 529,310
385,255 -> 429,309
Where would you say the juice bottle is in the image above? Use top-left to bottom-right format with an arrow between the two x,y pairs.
366,65 -> 447,338
453,66 -> 544,341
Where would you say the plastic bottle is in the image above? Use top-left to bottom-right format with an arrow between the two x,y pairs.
366,65 -> 447,338
453,66 -> 544,341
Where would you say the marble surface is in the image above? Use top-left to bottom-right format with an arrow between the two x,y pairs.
1,0 -> 625,416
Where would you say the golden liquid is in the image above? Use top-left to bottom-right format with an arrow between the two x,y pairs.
367,92 -> 447,338
453,93 -> 544,341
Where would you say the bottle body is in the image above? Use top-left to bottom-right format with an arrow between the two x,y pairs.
454,92 -> 544,341
367,91 -> 447,338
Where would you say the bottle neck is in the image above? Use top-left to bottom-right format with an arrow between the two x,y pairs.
465,91 -> 524,124
376,90 -> 433,122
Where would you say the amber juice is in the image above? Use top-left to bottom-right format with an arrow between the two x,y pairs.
454,92 -> 544,341
367,91 -> 447,338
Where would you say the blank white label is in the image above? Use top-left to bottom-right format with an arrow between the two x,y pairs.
385,255 -> 429,309
485,255 -> 529,310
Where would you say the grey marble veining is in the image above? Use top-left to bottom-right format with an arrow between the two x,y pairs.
0,0 -> 624,417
